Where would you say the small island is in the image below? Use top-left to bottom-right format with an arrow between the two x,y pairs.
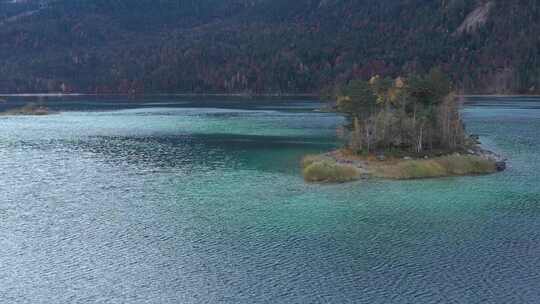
303,69 -> 507,182
0,102 -> 54,116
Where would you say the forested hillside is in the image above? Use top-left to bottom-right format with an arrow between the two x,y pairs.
0,0 -> 538,94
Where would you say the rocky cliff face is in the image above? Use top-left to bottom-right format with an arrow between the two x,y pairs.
0,0 -> 538,94
455,1 -> 494,35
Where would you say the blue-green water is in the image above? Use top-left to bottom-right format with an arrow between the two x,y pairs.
0,96 -> 539,303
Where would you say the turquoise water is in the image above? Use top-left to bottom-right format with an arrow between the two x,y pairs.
0,97 -> 539,303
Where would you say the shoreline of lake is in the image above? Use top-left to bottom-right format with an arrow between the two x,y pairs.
2,92 -> 540,99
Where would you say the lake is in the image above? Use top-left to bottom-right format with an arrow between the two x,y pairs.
0,96 -> 539,303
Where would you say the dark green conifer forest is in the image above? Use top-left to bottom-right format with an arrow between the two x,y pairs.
0,0 -> 538,94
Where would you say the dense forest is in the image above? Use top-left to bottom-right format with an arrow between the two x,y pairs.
332,69 -> 466,154
0,0 -> 538,94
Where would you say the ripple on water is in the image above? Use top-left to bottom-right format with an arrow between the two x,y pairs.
0,98 -> 539,303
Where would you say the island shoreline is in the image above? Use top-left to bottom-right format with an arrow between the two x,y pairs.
302,144 -> 506,183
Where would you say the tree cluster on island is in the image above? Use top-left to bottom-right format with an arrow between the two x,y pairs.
326,68 -> 468,156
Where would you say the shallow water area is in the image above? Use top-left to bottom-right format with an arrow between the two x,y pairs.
0,95 -> 539,303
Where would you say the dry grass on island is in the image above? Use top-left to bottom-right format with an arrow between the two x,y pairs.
301,150 -> 498,182
374,154 -> 496,179
301,155 -> 362,183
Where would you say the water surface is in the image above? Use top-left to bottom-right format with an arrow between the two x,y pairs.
0,96 -> 539,303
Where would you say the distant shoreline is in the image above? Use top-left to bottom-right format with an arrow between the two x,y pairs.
0,93 -> 318,98
1,93 -> 539,98
462,94 -> 540,98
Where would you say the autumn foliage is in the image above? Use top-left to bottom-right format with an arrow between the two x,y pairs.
330,69 -> 467,154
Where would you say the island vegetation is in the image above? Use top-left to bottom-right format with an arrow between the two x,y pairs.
303,69 -> 506,182
0,102 -> 53,116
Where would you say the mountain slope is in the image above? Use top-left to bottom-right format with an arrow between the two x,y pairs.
0,0 -> 538,94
